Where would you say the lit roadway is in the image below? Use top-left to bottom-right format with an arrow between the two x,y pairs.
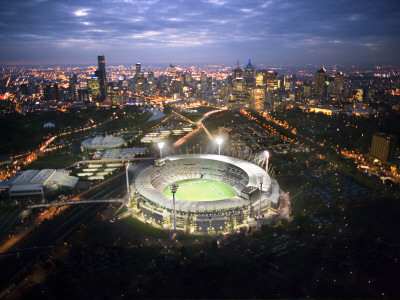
1,117 -> 114,181
173,108 -> 225,147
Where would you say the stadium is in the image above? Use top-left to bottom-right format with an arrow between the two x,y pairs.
130,154 -> 281,234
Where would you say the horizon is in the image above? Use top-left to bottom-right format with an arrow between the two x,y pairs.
1,0 -> 400,66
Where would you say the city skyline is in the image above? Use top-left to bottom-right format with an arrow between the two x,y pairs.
1,0 -> 400,66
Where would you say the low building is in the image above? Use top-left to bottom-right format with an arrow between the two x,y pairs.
0,169 -> 78,200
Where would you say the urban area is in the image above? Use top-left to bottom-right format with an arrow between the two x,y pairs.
0,56 -> 399,299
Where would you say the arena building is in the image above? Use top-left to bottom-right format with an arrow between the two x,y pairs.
130,154 -> 280,234
81,135 -> 126,151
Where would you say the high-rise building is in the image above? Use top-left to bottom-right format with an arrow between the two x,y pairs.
250,88 -> 265,111
334,72 -> 343,99
169,63 -> 176,76
184,70 -> 192,84
135,63 -> 142,77
244,58 -> 255,87
200,72 -> 208,92
326,76 -> 335,97
315,67 -> 326,96
370,133 -> 398,161
87,76 -> 101,101
266,71 -> 278,91
256,70 -> 267,87
232,60 -> 243,85
97,55 -> 107,101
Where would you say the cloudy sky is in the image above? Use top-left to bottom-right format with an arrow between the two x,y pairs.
0,0 -> 399,66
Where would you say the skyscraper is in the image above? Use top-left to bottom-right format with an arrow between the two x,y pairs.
256,70 -> 267,87
87,76 -> 101,101
334,72 -> 343,99
244,58 -> 255,87
315,67 -> 326,96
250,88 -> 265,111
135,63 -> 141,77
266,71 -> 278,91
97,55 -> 107,102
232,60 -> 243,84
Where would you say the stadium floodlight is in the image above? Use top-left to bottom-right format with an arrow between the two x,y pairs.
158,141 -> 165,158
258,175 -> 263,223
169,183 -> 179,231
264,150 -> 269,173
215,137 -> 223,155
125,162 -> 130,198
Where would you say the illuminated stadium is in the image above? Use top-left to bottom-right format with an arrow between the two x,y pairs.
130,154 -> 281,234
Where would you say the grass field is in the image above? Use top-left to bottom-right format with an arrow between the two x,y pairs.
162,179 -> 237,201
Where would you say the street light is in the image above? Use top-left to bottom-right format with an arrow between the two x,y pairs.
158,141 -> 165,158
264,150 -> 269,173
215,137 -> 223,155
169,184 -> 179,231
258,175 -> 263,223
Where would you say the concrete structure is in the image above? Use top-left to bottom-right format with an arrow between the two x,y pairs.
131,154 -> 280,234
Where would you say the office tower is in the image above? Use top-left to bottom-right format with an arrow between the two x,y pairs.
256,70 -> 267,87
107,83 -> 119,104
250,88 -> 265,111
232,60 -> 243,84
87,76 -> 101,101
97,55 -> 107,101
334,72 -> 343,99
184,70 -> 192,83
370,133 -> 398,161
326,76 -> 335,97
244,58 -> 255,87
135,62 -> 141,77
315,67 -> 326,96
200,72 -> 208,92
266,71 -> 278,91
169,63 -> 176,76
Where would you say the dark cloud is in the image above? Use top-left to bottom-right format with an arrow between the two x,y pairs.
0,0 -> 399,65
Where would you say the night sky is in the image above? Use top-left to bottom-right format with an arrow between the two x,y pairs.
1,0 -> 400,66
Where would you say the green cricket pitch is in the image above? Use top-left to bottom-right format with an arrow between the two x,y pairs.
162,179 -> 237,201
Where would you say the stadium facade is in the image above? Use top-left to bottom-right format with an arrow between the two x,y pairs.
130,154 -> 280,234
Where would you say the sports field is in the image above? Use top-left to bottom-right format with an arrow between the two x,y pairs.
162,179 -> 237,201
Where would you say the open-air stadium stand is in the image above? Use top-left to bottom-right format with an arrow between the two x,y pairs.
134,154 -> 279,213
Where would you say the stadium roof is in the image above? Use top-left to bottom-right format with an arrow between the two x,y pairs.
81,135 -> 125,150
167,154 -> 271,191
1,169 -> 79,197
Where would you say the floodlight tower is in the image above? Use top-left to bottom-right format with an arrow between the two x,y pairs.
258,175 -> 263,223
215,137 -> 223,155
158,141 -> 165,158
264,150 -> 269,173
125,162 -> 130,199
169,183 -> 179,231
